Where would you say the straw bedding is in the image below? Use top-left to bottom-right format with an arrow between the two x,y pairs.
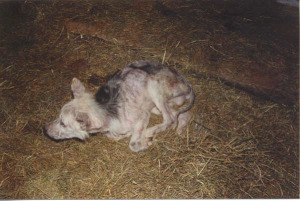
0,0 -> 298,198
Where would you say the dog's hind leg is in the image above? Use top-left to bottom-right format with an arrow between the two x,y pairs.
176,112 -> 191,135
143,100 -> 177,140
129,112 -> 152,152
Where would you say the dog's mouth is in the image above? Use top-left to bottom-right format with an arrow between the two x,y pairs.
43,126 -> 61,142
87,127 -> 102,134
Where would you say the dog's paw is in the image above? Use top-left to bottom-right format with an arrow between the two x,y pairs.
176,127 -> 185,135
129,138 -> 152,152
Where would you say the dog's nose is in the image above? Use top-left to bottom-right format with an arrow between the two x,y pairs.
44,122 -> 53,133
43,126 -> 48,134
44,123 -> 50,131
43,125 -> 58,141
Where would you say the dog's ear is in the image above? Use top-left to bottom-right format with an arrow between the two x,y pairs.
71,78 -> 86,98
76,112 -> 90,129
76,112 -> 102,133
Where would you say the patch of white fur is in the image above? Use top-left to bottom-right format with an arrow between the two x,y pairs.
48,92 -> 105,140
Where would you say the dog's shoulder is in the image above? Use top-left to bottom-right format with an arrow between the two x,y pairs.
95,70 -> 122,117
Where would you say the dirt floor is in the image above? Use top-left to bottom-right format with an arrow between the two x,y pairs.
0,0 -> 299,199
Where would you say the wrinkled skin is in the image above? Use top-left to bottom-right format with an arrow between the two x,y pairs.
45,61 -> 194,152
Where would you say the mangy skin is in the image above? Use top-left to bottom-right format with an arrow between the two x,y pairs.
45,61 -> 194,152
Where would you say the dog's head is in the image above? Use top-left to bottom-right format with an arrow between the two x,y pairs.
45,78 -> 103,140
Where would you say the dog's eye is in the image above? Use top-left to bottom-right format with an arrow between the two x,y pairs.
60,120 -> 66,127
77,119 -> 84,124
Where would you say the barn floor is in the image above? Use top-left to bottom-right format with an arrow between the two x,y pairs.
0,0 -> 299,199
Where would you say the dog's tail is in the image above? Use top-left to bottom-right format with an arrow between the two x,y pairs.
178,82 -> 195,115
169,68 -> 195,115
